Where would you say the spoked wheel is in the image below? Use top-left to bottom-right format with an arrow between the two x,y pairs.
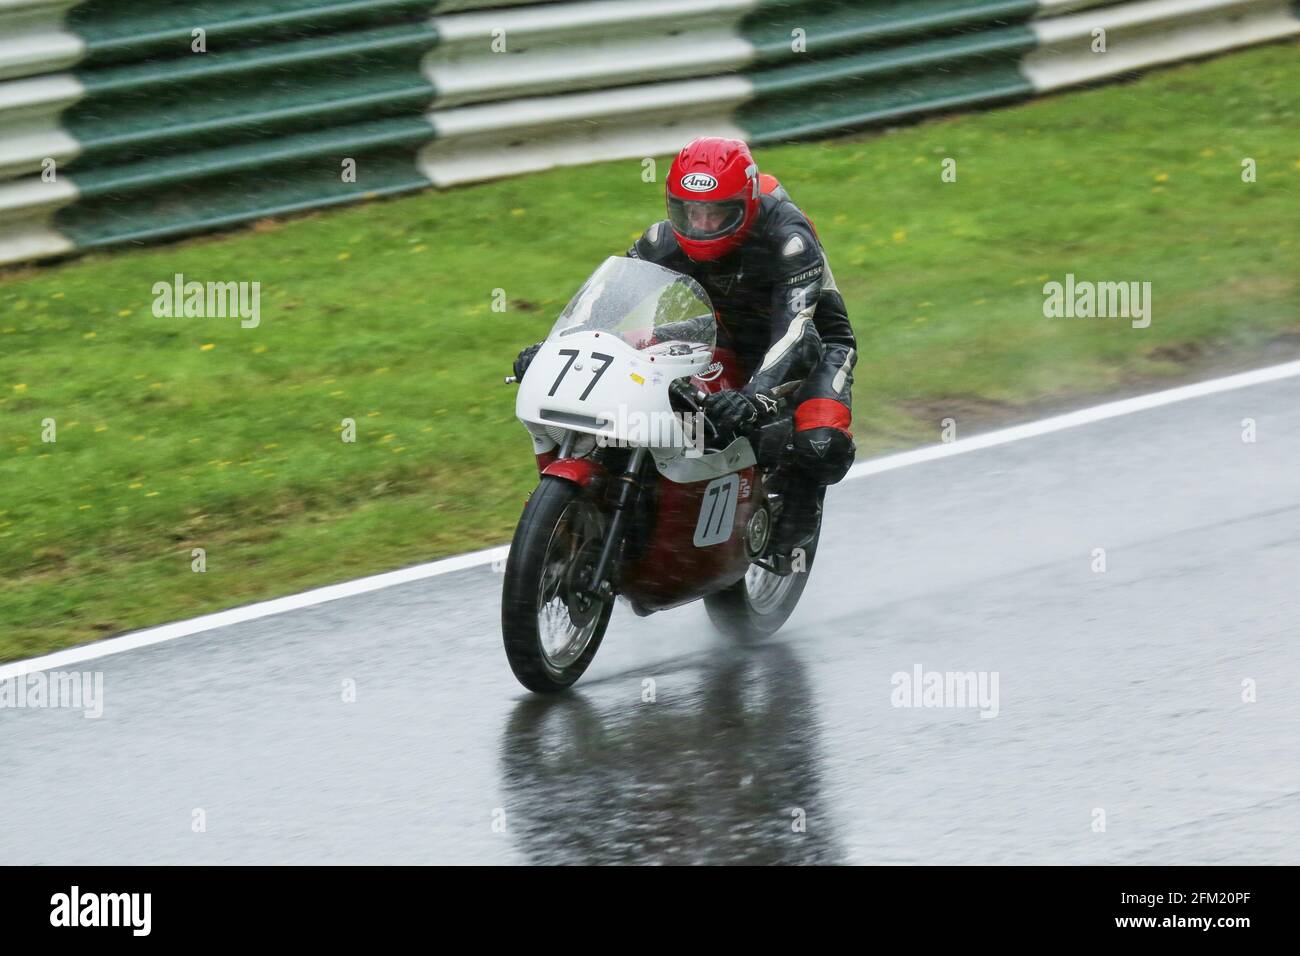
502,477 -> 614,693
704,497 -> 820,643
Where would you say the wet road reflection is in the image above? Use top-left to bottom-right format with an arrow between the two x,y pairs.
499,642 -> 845,864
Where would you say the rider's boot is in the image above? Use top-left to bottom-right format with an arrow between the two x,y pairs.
766,475 -> 823,576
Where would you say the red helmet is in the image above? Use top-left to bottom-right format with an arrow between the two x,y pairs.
665,137 -> 760,262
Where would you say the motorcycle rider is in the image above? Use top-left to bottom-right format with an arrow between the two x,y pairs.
512,136 -> 857,570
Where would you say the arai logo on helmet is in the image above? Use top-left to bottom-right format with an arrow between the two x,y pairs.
679,173 -> 718,193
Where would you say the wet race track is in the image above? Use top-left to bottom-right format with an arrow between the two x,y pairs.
3,376 -> 1298,864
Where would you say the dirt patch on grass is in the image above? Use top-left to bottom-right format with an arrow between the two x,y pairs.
895,395 -> 1026,434
893,330 -> 1300,438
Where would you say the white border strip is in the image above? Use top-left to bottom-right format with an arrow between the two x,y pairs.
846,358 -> 1300,479
4,357 -> 1300,679
0,544 -> 508,680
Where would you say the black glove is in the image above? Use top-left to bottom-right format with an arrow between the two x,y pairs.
704,389 -> 769,436
513,342 -> 543,381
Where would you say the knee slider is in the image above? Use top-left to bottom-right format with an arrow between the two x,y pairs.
792,426 -> 855,484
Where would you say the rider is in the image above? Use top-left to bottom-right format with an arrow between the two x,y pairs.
512,136 -> 857,567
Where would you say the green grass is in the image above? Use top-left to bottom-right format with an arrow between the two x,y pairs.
2,42 -> 1298,660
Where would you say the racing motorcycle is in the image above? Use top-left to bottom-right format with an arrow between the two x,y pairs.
501,256 -> 820,693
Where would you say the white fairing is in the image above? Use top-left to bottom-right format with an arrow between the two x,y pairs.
516,255 -> 758,479
516,330 -> 712,450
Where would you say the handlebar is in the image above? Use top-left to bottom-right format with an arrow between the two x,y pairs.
668,378 -> 705,407
669,379 -> 719,444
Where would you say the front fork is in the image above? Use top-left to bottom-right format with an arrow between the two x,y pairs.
586,446 -> 647,601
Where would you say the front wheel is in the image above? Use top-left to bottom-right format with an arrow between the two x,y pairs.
502,476 -> 614,693
705,523 -> 819,643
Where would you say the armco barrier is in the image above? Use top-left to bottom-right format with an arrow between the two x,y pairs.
0,0 -> 1296,266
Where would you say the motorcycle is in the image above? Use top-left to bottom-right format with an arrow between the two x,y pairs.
502,256 -> 820,693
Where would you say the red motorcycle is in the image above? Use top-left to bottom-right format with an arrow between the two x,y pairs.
502,257 -> 819,693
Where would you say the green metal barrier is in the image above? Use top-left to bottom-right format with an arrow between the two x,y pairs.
0,0 -> 1296,266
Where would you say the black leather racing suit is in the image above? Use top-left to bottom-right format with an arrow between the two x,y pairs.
626,185 -> 858,487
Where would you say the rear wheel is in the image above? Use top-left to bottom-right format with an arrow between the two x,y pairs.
502,477 -> 614,693
704,507 -> 819,643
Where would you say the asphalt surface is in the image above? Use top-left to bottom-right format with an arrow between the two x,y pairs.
3,377 -> 1298,864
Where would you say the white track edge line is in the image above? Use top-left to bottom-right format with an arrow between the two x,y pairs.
845,358 -> 1300,479
0,543 -> 511,679
4,357 -> 1299,679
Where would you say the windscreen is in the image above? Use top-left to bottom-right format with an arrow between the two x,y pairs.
548,257 -> 716,351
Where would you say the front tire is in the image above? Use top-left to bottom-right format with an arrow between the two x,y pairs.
502,477 -> 614,693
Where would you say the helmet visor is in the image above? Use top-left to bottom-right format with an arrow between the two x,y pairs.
667,193 -> 747,241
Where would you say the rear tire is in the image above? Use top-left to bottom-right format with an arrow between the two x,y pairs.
502,477 -> 614,693
705,523 -> 818,643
